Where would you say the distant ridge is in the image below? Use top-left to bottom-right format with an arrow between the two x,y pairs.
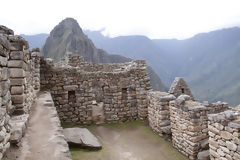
41,18 -> 167,91
21,24 -> 240,106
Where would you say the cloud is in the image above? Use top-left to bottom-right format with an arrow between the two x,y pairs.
1,0 -> 240,39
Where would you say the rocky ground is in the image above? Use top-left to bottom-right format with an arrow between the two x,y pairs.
68,121 -> 187,160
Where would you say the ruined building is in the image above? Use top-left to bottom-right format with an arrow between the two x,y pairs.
40,54 -> 151,124
1,25 -> 240,160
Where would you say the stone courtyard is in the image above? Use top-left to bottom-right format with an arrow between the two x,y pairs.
1,25 -> 240,160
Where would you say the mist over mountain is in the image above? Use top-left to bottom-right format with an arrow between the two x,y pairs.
21,23 -> 240,106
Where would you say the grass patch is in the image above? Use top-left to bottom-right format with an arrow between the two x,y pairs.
70,146 -> 109,160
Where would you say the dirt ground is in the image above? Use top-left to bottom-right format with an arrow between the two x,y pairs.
69,121 -> 187,160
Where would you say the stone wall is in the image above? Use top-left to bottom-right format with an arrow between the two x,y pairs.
169,95 -> 229,160
208,110 -> 240,160
169,77 -> 194,100
148,91 -> 175,136
0,25 -> 40,159
0,26 -> 12,160
40,54 -> 151,124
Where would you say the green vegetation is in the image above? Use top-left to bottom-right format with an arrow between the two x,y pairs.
65,121 -> 187,160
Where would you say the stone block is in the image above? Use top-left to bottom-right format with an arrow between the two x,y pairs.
11,94 -> 25,104
1,80 -> 10,96
8,60 -> 25,68
0,56 -> 7,67
10,78 -> 25,86
0,67 -> 9,81
2,91 -> 11,105
0,127 -> 6,142
0,34 -> 10,49
226,141 -> 237,151
10,68 -> 25,78
63,85 -> 78,91
197,150 -> 209,160
11,86 -> 24,95
10,51 -> 24,60
220,131 -> 232,140
0,44 -> 8,57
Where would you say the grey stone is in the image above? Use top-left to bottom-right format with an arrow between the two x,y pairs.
0,127 -> 7,142
0,56 -> 7,67
10,78 -> 25,85
1,80 -> 10,96
63,128 -> 102,150
0,34 -> 10,49
10,51 -> 24,60
159,120 -> 171,127
11,86 -> 24,95
11,94 -> 25,104
9,68 -> 25,78
8,60 -> 25,68
228,122 -> 240,129
197,150 -> 209,160
0,25 -> 14,35
0,67 -> 9,81
9,114 -> 29,144
63,85 -> 78,91
226,141 -> 237,151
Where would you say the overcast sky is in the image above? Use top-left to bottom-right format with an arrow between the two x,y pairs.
1,0 -> 240,39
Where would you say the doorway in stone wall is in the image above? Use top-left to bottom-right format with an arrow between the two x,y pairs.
92,102 -> 105,124
92,84 -> 105,124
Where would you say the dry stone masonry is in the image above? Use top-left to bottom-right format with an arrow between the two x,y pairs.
148,78 -> 230,160
0,25 -> 41,159
1,24 -> 240,160
208,110 -> 240,160
41,54 -> 151,124
169,77 -> 194,100
148,91 -> 175,136
169,96 -> 228,159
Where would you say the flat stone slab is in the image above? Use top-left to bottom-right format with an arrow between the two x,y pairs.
63,128 -> 102,150
9,114 -> 29,144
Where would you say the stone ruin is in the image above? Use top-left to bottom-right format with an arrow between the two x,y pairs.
208,110 -> 240,159
40,54 -> 151,124
1,25 -> 240,160
0,25 -> 40,159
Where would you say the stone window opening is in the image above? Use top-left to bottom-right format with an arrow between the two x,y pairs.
181,88 -> 185,94
68,91 -> 76,104
122,88 -> 128,100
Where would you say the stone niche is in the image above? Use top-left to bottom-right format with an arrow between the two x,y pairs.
169,95 -> 229,160
40,54 -> 151,124
208,110 -> 240,160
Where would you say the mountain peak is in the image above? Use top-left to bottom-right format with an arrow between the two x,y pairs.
50,18 -> 84,39
59,18 -> 81,29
